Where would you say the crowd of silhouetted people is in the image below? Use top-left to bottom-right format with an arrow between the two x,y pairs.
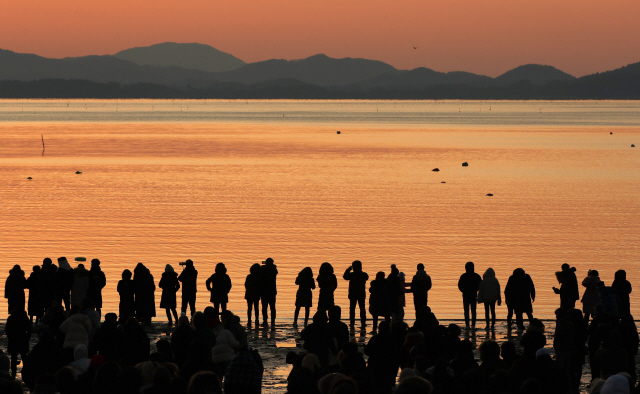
1,257 -> 639,394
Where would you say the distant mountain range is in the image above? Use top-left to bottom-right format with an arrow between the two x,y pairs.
0,42 -> 638,98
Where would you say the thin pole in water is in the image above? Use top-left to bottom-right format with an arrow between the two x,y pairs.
41,135 -> 45,156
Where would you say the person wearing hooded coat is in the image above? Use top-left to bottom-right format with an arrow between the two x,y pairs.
133,263 -> 156,325
505,268 -> 536,330
87,259 -> 107,316
71,264 -> 90,309
343,260 -> 369,327
55,257 -> 74,312
159,264 -> 180,325
206,262 -> 232,314
69,344 -> 91,378
581,269 -> 601,323
59,306 -> 92,363
457,262 -> 482,329
244,263 -> 261,328
477,268 -> 502,329
316,262 -> 337,313
26,265 -> 42,322
553,264 -> 579,309
612,270 -> 632,317
4,265 -> 27,314
410,264 -> 432,315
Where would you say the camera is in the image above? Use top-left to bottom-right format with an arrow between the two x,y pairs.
179,261 -> 187,266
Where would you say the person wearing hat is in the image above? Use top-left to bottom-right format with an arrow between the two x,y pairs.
259,258 -> 278,329
178,259 -> 198,317
159,264 -> 180,326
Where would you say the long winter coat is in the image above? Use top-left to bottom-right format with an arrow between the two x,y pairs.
38,261 -> 57,311
410,270 -> 432,307
581,274 -> 601,315
55,262 -> 74,301
87,266 -> 107,309
160,271 -> 180,309
71,266 -> 90,308
26,269 -> 41,317
206,272 -> 232,303
260,264 -> 278,298
295,274 -> 315,308
458,269 -> 482,300
612,270 -> 632,316
117,278 -> 135,319
244,272 -> 261,302
316,274 -> 337,311
504,269 -> 535,313
4,266 -> 27,314
6,310 -> 32,355
477,268 -> 501,304
59,312 -> 92,349
369,279 -> 391,317
133,265 -> 156,319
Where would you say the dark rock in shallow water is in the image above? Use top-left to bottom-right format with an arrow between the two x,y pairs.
632,144 -> 635,147
441,181 -> 446,183
486,193 -> 493,196
27,177 -> 32,180
76,171 -> 82,174
432,168 -> 440,172
610,132 -> 613,135
336,131 -> 341,134
462,162 -> 469,167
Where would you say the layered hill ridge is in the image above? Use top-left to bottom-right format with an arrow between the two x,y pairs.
113,42 -> 246,73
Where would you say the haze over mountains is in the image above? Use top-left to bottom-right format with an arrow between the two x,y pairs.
0,42 -> 638,99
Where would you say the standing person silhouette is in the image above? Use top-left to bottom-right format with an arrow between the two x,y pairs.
38,258 -> 57,316
244,263 -> 261,328
55,257 -> 74,312
457,261 -> 482,330
178,259 -> 198,317
87,259 -> 106,316
410,263 -> 432,316
477,267 -> 501,330
26,265 -> 42,323
504,268 -> 535,330
159,264 -> 180,326
4,265 -> 27,315
260,257 -> 278,329
343,260 -> 369,328
5,308 -> 32,378
368,272 -> 391,332
316,262 -> 337,313
612,269 -> 632,317
206,263 -> 232,314
117,269 -> 135,322
294,267 -> 315,326
552,264 -> 579,309
133,263 -> 156,325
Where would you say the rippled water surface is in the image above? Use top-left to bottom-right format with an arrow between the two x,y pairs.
1,100 -> 639,321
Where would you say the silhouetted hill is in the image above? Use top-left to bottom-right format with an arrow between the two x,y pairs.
114,42 -> 246,73
495,64 -> 575,85
358,67 -> 493,89
0,49 -> 220,86
210,54 -> 401,86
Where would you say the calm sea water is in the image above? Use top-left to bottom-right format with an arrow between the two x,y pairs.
1,100 -> 639,322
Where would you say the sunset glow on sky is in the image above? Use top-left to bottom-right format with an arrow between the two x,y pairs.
3,0 -> 639,77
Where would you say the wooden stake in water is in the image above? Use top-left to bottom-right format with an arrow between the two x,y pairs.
41,135 -> 45,156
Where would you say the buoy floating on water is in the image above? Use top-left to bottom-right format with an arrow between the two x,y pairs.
486,193 -> 493,197
632,144 -> 636,147
337,131 -> 341,134
462,162 -> 469,167
610,132 -> 613,135
27,177 -> 32,180
76,171 -> 82,174
432,168 -> 440,172
75,257 -> 86,262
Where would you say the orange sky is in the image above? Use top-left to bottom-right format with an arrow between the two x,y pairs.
2,0 -> 639,77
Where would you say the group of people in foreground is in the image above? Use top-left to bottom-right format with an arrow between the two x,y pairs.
0,257 -> 637,394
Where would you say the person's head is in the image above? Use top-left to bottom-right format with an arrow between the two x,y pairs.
501,341 -> 517,360
513,267 -> 525,276
589,269 -> 599,277
394,376 -> 433,394
263,257 -> 274,266
302,354 -> 321,373
529,318 -> 545,333
300,267 -> 313,278
352,260 -> 362,271
375,271 -> 385,281
219,310 -> 234,325
81,298 -> 95,311
104,313 -> 118,323
615,269 -> 627,281
57,257 -> 67,264
10,264 -> 22,274
390,264 -> 399,276
185,259 -> 194,268
165,264 -> 174,273
465,261 -> 474,272
187,371 -> 221,394
192,312 -> 207,329
417,263 -> 424,271
250,263 -> 261,275
313,310 -> 328,325
446,323 -> 461,337
91,258 -> 100,268
43,257 -> 52,267
479,339 -> 500,362
561,263 -> 570,271
215,263 -> 226,274
319,262 -> 334,276
122,269 -> 132,280
77,263 -> 86,271
32,265 -> 41,273
378,320 -> 391,335
74,344 -> 89,361
328,305 -> 342,321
